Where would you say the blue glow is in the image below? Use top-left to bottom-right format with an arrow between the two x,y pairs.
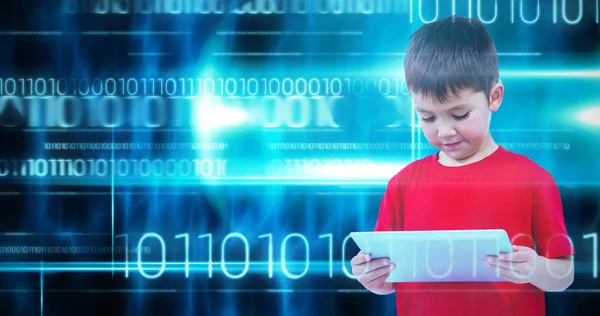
137,233 -> 166,279
258,234 -> 273,278
477,0 -> 497,24
319,234 -> 333,278
111,127 -> 115,278
577,107 -> 600,127
520,0 -> 540,24
40,261 -> 43,316
511,0 -> 515,23
341,235 -> 356,280
193,97 -> 249,130
281,233 -> 309,279
115,234 -> 129,278
468,0 -> 473,19
419,0 -> 439,23
583,233 -> 598,278
175,233 -> 190,278
221,233 -> 249,279
199,234 -> 213,278
562,0 -> 583,25
0,1 -> 598,314
0,260 -> 595,278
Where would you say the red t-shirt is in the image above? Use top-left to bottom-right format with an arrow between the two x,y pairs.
374,146 -> 574,316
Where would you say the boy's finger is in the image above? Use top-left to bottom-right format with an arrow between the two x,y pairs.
351,252 -> 369,265
496,252 -> 528,263
366,268 -> 393,286
352,265 -> 367,276
363,259 -> 393,274
486,258 -> 521,273
358,265 -> 390,283
486,261 -> 521,278
493,267 -> 527,283
363,263 -> 396,284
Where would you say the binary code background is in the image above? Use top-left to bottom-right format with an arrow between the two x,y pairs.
0,1 -> 599,315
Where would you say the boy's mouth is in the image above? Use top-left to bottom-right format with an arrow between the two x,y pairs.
442,141 -> 463,151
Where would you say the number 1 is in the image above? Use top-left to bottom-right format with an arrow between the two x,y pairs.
341,235 -> 356,279
116,234 -> 128,278
199,234 -> 213,278
175,233 -> 190,278
319,234 -> 333,278
584,233 -> 597,278
259,234 -> 273,278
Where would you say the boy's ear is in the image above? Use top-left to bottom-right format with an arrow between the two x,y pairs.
489,82 -> 504,112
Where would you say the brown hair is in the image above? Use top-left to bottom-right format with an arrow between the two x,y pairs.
404,16 -> 499,103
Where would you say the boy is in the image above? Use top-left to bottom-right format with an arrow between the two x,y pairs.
350,16 -> 575,316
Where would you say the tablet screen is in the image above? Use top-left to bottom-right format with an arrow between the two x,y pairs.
350,229 -> 514,282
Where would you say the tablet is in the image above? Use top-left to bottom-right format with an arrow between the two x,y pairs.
350,229 -> 513,282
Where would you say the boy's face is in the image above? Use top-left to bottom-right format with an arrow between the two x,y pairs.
412,85 -> 503,163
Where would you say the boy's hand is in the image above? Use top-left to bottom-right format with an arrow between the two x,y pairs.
485,245 -> 540,284
351,251 -> 396,290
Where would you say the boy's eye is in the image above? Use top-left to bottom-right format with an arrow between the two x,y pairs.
453,112 -> 470,120
421,116 -> 435,122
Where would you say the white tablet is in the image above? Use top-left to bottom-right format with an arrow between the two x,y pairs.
350,229 -> 514,282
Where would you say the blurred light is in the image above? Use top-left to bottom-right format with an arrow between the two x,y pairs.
577,107 -> 600,126
309,163 -> 407,179
194,97 -> 248,129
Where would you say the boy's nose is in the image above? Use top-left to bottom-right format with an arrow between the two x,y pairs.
437,125 -> 457,138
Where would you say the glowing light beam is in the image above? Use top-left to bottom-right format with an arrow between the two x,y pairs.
577,107 -> 600,126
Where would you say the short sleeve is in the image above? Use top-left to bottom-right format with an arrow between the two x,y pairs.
374,177 -> 403,232
532,171 -> 575,259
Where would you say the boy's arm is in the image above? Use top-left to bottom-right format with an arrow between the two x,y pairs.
487,168 -> 575,291
530,169 -> 575,289
530,255 -> 574,292
486,246 -> 574,291
368,176 -> 403,295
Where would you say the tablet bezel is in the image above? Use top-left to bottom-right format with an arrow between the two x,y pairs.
349,229 -> 514,283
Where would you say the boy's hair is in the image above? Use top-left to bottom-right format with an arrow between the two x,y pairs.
404,15 -> 499,104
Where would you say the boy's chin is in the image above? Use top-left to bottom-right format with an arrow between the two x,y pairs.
442,151 -> 466,160
440,148 -> 477,162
